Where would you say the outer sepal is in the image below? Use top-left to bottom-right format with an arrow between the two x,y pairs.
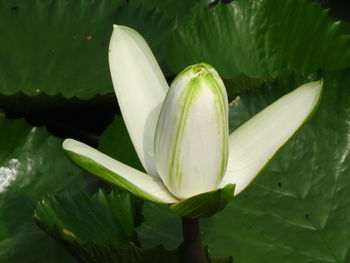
63,139 -> 177,204
170,184 -> 235,218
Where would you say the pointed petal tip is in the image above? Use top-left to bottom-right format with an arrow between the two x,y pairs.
110,25 -> 136,46
62,138 -> 75,149
111,25 -> 144,40
307,79 -> 323,90
301,79 -> 323,91
316,79 -> 323,97
112,24 -> 133,33
63,139 -> 90,155
298,79 -> 323,107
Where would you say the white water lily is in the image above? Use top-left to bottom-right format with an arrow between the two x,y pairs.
63,25 -> 322,206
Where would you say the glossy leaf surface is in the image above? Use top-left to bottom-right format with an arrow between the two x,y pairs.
35,190 -> 178,263
129,0 -> 206,18
0,116 -> 87,263
0,0 -> 122,99
168,0 -> 350,78
35,191 -> 136,247
35,190 -> 232,262
0,0 -> 174,113
98,115 -> 144,172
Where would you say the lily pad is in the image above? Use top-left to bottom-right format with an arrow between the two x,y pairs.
0,0 -> 123,99
167,0 -> 350,78
0,114 -> 88,262
35,190 -> 222,263
129,0 -> 207,18
35,190 -> 136,245
35,190 -> 233,262
98,114 -> 145,172
0,0 -> 174,113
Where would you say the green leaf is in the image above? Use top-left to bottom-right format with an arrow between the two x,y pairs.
0,1 -> 174,112
138,203 -> 234,262
129,0 -> 207,18
113,5 -> 175,69
99,116 -> 144,171
35,190 -> 233,263
0,0 -> 123,99
35,190 -> 183,263
224,74 -> 267,99
0,115 -> 87,262
170,184 -> 235,218
139,68 -> 350,261
137,202 -> 182,250
168,0 -> 350,78
35,191 -> 136,246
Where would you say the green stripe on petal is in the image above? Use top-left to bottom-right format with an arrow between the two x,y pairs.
63,139 -> 178,204
221,80 -> 323,195
109,25 -> 169,177
154,63 -> 229,200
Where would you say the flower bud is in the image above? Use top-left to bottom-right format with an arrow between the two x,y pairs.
154,63 -> 229,199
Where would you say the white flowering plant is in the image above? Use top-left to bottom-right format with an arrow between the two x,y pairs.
3,0 -> 350,262
63,26 -> 322,221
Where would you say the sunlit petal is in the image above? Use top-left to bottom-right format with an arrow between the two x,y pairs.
63,139 -> 178,204
221,80 -> 323,195
109,25 -> 168,177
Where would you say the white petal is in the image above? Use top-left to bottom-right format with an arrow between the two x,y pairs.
63,139 -> 178,204
220,80 -> 323,195
155,63 -> 229,199
109,25 -> 168,177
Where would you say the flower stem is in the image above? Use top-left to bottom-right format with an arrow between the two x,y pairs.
181,217 -> 207,263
